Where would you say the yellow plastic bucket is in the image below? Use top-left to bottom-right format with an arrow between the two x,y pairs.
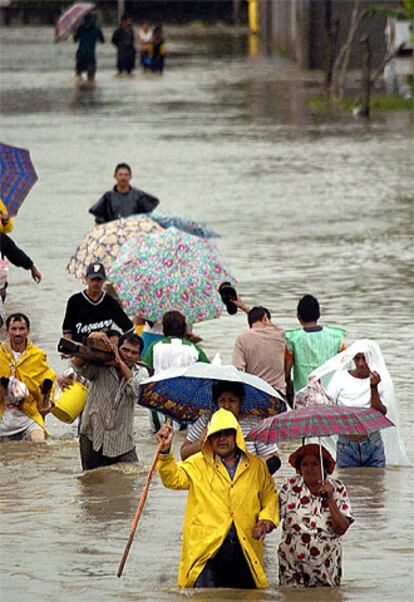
52,381 -> 88,424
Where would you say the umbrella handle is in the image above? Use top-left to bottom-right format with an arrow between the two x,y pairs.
318,437 -> 327,488
117,440 -> 163,578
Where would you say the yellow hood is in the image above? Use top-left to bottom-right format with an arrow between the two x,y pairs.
157,405 -> 279,588
202,408 -> 247,457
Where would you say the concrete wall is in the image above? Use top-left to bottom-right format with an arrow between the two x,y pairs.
261,0 -> 395,70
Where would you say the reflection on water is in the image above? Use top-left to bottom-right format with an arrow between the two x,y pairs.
0,25 -> 413,602
76,465 -> 141,523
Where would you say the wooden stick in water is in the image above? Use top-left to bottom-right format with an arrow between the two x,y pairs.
117,440 -> 164,578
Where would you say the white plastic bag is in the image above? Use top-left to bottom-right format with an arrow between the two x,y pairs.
7,376 -> 29,406
294,380 -> 332,409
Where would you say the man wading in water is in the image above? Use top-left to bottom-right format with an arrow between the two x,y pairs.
62,262 -> 133,343
89,163 -> 159,224
156,408 -> 279,588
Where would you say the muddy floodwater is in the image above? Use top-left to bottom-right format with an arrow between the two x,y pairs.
0,26 -> 413,602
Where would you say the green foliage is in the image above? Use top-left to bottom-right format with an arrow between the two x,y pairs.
308,93 -> 413,113
365,0 -> 414,20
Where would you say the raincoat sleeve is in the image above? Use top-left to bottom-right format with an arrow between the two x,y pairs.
258,465 -> 280,526
157,449 -> 191,490
111,28 -> 120,46
88,192 -> 110,224
135,191 -> 159,213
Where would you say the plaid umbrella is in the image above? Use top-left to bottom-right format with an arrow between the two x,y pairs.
0,142 -> 38,217
111,227 -> 235,323
149,211 -> 221,239
55,2 -> 95,42
140,362 -> 287,423
246,405 -> 394,444
66,215 -> 163,280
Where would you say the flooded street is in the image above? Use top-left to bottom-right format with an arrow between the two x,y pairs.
0,26 -> 413,602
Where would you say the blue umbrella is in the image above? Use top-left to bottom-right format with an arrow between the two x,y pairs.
149,211 -> 220,239
139,362 -> 287,423
0,142 -> 38,216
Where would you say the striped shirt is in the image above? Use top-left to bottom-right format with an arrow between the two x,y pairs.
186,413 -> 278,457
76,362 -> 148,457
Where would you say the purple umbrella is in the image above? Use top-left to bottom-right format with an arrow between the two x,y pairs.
0,142 -> 38,217
55,2 -> 95,43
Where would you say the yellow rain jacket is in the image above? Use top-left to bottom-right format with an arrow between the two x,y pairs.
157,408 -> 279,588
0,199 -> 14,233
0,340 -> 56,432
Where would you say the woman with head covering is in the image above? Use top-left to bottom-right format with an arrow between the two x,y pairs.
278,444 -> 354,588
309,339 -> 410,467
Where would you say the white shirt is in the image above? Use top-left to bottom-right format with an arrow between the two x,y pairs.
327,370 -> 385,409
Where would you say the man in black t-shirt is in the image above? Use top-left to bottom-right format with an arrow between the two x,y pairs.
62,262 -> 133,343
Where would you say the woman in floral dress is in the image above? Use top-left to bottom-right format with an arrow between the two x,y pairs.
278,444 -> 354,587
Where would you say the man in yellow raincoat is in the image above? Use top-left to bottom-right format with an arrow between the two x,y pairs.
0,313 -> 55,441
156,408 -> 279,589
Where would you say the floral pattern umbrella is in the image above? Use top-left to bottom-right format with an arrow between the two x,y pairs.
149,211 -> 220,239
0,142 -> 38,217
111,227 -> 235,323
246,405 -> 394,445
66,215 -> 163,280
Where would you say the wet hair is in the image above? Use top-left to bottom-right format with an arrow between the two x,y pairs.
212,381 -> 245,405
119,332 -> 144,354
6,313 -> 30,329
162,311 -> 187,338
106,329 -> 121,340
297,294 -> 320,323
247,306 -> 271,327
114,163 -> 132,175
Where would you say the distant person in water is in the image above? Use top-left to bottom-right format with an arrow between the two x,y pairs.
143,25 -> 166,73
137,21 -> 152,68
74,12 -> 105,84
89,163 -> 159,224
112,13 -> 136,75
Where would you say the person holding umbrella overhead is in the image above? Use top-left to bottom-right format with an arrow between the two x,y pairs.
181,380 -> 281,474
278,444 -> 354,588
73,12 -> 104,84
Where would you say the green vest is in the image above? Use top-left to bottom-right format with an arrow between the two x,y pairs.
285,325 -> 345,392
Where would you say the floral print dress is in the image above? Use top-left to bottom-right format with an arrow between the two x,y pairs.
278,475 -> 354,588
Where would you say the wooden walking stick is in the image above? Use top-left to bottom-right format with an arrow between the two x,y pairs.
117,439 -> 164,577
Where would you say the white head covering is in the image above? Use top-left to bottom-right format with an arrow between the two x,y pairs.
309,339 -> 410,467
